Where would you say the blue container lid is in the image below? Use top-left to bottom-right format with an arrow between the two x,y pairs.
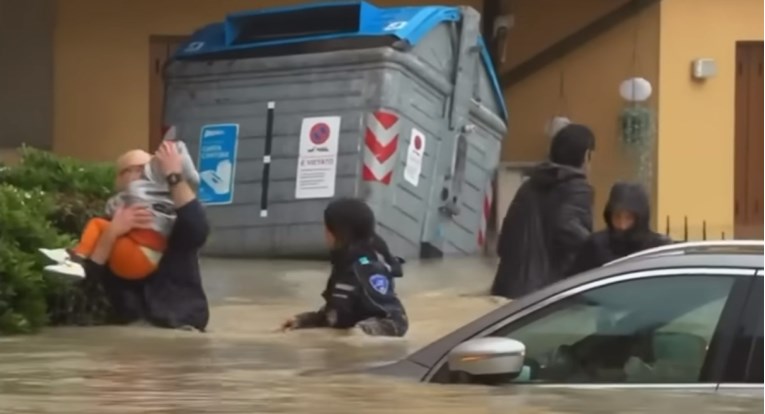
174,1 -> 507,121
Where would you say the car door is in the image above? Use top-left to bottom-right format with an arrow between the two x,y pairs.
718,269 -> 763,394
427,267 -> 755,389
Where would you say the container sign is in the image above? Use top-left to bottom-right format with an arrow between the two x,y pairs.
295,116 -> 341,199
384,21 -> 408,31
198,123 -> 239,206
403,128 -> 426,187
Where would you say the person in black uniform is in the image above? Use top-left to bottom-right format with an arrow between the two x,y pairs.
567,181 -> 671,275
280,197 -> 408,337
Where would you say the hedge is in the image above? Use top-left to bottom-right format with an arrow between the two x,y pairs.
0,147 -> 115,333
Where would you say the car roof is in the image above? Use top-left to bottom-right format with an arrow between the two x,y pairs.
407,246 -> 763,368
606,251 -> 763,271
605,240 -> 764,267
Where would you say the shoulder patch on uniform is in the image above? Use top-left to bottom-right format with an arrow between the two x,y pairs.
368,274 -> 390,295
358,256 -> 371,265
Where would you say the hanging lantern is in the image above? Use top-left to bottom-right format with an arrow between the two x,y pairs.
619,77 -> 652,102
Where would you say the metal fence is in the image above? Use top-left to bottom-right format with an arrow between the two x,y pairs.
662,216 -> 751,241
666,216 -> 713,241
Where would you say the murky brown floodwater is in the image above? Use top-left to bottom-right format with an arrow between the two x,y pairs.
0,258 -> 761,413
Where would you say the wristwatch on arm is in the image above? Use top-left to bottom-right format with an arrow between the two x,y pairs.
166,173 -> 183,188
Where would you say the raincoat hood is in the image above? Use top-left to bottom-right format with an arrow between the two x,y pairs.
603,181 -> 651,232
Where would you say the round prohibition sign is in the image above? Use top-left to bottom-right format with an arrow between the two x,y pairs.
413,134 -> 423,151
309,122 -> 331,145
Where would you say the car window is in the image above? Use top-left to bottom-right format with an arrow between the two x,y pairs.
744,276 -> 763,383
723,276 -> 763,383
491,274 -> 736,384
656,297 -> 728,341
746,311 -> 763,383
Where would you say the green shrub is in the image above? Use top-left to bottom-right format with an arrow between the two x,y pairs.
0,146 -> 114,237
0,185 -> 68,333
0,146 -> 114,197
0,147 -> 115,333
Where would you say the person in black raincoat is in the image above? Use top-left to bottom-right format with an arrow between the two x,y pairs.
491,124 -> 596,299
280,198 -> 408,337
567,181 -> 671,275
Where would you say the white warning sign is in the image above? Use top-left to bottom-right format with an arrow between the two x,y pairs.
403,128 -> 425,187
295,116 -> 341,199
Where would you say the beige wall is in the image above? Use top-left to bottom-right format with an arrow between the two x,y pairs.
501,0 -> 630,69
502,4 -> 661,229
53,0 -> 481,162
656,0 -> 763,239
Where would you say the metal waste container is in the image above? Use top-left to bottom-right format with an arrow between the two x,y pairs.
165,1 -> 508,259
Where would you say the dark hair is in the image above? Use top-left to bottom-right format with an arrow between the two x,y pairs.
324,197 -> 395,262
324,198 -> 375,245
549,124 -> 596,168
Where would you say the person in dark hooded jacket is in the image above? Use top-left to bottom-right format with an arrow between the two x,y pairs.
280,198 -> 408,337
567,182 -> 671,275
491,124 -> 596,299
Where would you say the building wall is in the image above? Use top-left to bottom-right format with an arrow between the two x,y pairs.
52,0 -> 481,162
656,0 -> 763,239
0,0 -> 54,150
501,0 -> 630,69
0,149 -> 20,164
502,3 -> 661,229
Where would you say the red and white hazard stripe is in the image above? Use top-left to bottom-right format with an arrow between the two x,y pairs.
362,111 -> 399,185
477,179 -> 494,247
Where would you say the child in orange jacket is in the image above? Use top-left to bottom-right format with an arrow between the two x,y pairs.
41,127 -> 199,280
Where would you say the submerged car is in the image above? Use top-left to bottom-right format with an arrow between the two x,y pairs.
369,241 -> 764,392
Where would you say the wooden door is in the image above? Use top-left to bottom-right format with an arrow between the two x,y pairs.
734,41 -> 764,239
149,35 -> 188,151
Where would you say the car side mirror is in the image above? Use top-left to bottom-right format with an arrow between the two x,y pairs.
447,337 -> 526,381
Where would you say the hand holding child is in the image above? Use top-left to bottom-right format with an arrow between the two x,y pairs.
108,205 -> 154,237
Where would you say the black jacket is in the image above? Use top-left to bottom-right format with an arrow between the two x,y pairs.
83,199 -> 210,331
294,245 -> 407,336
491,162 -> 593,299
568,182 -> 671,275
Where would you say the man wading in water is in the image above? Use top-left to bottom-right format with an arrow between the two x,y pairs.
43,135 -> 211,331
491,124 -> 596,299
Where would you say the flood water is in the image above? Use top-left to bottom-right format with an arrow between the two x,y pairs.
0,257 -> 761,413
